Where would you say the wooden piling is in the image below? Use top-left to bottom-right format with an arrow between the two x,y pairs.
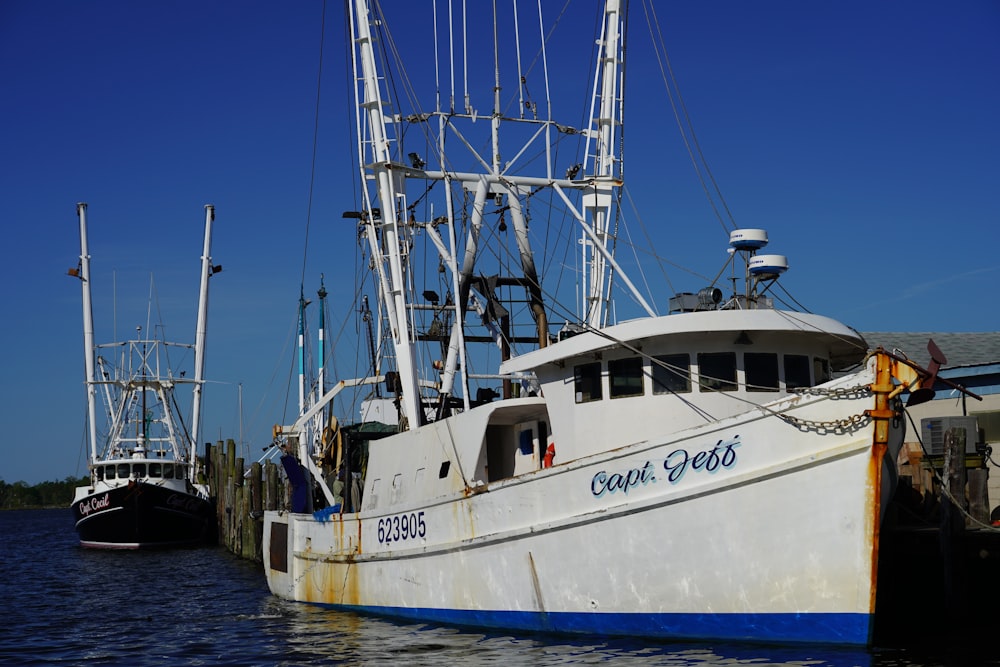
940,427 -> 968,627
205,438 -> 287,563
250,461 -> 263,561
968,468 -> 989,525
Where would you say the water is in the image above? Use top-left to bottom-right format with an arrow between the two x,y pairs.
1,510 -> 995,666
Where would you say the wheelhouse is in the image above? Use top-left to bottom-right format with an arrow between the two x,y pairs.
93,461 -> 188,482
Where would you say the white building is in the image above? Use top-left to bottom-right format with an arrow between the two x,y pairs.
866,331 -> 1000,520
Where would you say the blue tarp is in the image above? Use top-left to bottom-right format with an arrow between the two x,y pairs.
280,455 -> 308,513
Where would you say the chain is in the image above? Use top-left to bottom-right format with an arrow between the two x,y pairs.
777,411 -> 871,434
772,384 -> 873,432
788,384 -> 871,399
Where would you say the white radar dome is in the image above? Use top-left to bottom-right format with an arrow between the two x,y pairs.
729,229 -> 769,250
748,254 -> 788,278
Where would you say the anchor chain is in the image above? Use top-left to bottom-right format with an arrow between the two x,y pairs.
777,411 -> 871,433
788,384 -> 871,399
778,384 -> 873,432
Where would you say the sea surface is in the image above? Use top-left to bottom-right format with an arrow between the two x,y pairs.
1,509 -> 996,667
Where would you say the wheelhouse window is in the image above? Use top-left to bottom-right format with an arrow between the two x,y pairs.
132,463 -> 146,478
784,354 -> 811,389
105,465 -> 116,480
652,354 -> 691,394
698,352 -> 737,392
149,463 -> 162,478
117,464 -> 131,479
95,467 -> 104,481
814,358 -> 831,385
609,357 -> 644,398
745,352 -> 779,392
574,362 -> 603,403
163,464 -> 175,479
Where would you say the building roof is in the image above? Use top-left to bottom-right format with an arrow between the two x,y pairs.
863,332 -> 1000,369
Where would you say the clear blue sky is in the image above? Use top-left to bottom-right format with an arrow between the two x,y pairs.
2,1 -> 997,485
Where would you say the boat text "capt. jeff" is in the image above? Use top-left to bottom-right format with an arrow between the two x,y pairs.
591,436 -> 742,497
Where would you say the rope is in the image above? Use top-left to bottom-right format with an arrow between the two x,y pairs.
640,0 -> 737,236
300,0 -> 328,288
904,410 -> 1000,532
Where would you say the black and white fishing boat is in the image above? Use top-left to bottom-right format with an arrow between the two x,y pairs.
70,203 -> 218,549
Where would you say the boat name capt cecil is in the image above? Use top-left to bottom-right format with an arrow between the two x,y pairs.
590,436 -> 741,498
78,492 -> 112,517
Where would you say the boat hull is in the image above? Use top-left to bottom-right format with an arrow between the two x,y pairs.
265,377 -> 899,646
72,481 -> 214,549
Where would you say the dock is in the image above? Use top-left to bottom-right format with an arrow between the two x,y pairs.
205,439 -> 286,562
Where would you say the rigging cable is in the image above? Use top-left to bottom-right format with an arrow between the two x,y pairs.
641,0 -> 738,236
281,0 -> 328,429
904,409 -> 1000,533
299,0 -> 328,289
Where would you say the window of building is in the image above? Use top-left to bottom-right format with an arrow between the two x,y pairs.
973,411 -> 1000,445
745,352 -> 779,392
698,352 -> 737,392
609,357 -> 644,398
574,362 -> 603,403
784,354 -> 811,389
652,354 -> 691,394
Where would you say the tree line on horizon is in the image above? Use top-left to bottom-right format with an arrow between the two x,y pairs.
0,477 -> 89,509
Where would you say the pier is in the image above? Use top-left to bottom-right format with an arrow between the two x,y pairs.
876,426 -> 1000,642
206,439 -> 285,562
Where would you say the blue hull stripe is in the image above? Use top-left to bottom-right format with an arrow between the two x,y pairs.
322,605 -> 872,646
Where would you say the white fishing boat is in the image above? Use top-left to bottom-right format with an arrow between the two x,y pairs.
263,0 -> 963,645
70,203 -> 218,549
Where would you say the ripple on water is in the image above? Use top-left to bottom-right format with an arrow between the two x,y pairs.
1,510 -> 998,667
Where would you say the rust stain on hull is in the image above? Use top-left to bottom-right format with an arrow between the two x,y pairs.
864,351 -> 901,616
300,514 -> 363,607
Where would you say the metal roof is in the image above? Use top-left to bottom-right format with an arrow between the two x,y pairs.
863,332 -> 1000,369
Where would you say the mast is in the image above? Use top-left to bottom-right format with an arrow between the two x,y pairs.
76,203 -> 99,465
139,331 -> 148,456
584,0 -> 624,329
317,277 -> 327,405
351,0 -> 422,429
315,278 -> 328,440
297,288 -> 308,417
189,204 -> 215,477
238,382 -> 244,459
361,295 -> 381,397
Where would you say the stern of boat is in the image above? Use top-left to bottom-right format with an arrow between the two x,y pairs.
263,511 -> 294,599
